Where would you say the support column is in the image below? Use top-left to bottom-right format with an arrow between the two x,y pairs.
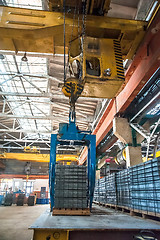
113,117 -> 142,167
125,146 -> 142,167
50,134 -> 57,211
96,158 -> 106,179
96,170 -> 100,179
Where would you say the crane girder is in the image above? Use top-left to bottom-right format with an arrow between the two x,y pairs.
0,6 -> 147,59
0,152 -> 78,163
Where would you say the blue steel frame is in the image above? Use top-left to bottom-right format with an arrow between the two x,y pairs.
49,117 -> 96,211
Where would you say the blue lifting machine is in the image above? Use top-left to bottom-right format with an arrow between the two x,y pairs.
49,108 -> 96,211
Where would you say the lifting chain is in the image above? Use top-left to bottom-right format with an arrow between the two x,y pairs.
69,84 -> 76,121
67,2 -> 77,73
63,1 -> 88,121
81,0 -> 88,71
63,0 -> 66,83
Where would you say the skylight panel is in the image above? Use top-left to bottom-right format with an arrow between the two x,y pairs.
0,54 -> 51,139
5,0 -> 43,10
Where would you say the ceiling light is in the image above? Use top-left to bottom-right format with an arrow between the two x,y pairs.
0,54 -> 5,60
21,52 -> 28,62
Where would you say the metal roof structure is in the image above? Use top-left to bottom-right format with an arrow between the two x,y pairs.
1,0 -> 43,9
0,52 -> 101,153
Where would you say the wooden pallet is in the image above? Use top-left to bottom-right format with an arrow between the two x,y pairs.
93,201 -> 117,209
52,208 -> 90,216
93,201 -> 160,220
105,203 -> 118,209
130,208 -> 160,218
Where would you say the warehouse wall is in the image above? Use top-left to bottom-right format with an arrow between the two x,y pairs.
33,179 -> 49,192
0,159 -> 49,175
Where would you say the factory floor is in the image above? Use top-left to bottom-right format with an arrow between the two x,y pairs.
0,204 -> 49,240
0,204 -> 160,240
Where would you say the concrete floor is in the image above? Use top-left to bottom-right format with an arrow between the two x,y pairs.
0,204 -> 160,240
0,204 -> 49,240
31,204 -> 160,230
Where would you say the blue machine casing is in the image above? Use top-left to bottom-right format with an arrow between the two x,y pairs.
49,117 -> 96,211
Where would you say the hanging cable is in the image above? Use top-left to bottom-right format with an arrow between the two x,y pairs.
63,0 -> 66,83
62,0 -> 87,120
67,4 -> 77,72
81,0 -> 87,76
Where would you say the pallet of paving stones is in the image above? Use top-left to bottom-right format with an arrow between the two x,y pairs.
55,165 -> 87,174
52,208 -> 90,216
93,157 -> 160,216
54,198 -> 88,208
93,174 -> 117,205
129,157 -> 160,214
116,169 -> 131,207
105,173 -> 117,205
93,179 -> 99,202
99,177 -> 106,204
54,165 -> 89,209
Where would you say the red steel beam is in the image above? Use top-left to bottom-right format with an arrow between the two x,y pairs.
79,6 -> 160,164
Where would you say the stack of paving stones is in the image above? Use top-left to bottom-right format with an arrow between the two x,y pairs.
93,173 -> 117,205
98,177 -> 106,204
93,179 -> 99,202
93,157 -> 160,215
105,173 -> 117,205
116,169 -> 131,207
54,165 -> 88,209
130,157 -> 160,213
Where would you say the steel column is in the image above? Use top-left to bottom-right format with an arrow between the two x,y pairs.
50,134 -> 57,211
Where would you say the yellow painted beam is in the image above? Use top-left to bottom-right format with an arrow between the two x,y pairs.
142,151 -> 160,162
0,6 -> 147,58
0,152 -> 78,163
0,6 -> 146,31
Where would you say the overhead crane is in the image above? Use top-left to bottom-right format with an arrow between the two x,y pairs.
0,3 -> 147,99
0,152 -> 78,164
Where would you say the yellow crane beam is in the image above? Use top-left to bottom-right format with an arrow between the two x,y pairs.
0,152 -> 78,163
0,6 -> 147,59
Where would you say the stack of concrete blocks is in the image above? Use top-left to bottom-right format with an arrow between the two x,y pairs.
93,157 -> 160,215
98,177 -> 106,204
54,165 -> 88,209
130,157 -> 160,213
105,173 -> 117,205
93,179 -> 99,202
116,169 -> 131,207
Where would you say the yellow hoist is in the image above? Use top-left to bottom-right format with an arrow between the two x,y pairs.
62,1 -> 125,112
